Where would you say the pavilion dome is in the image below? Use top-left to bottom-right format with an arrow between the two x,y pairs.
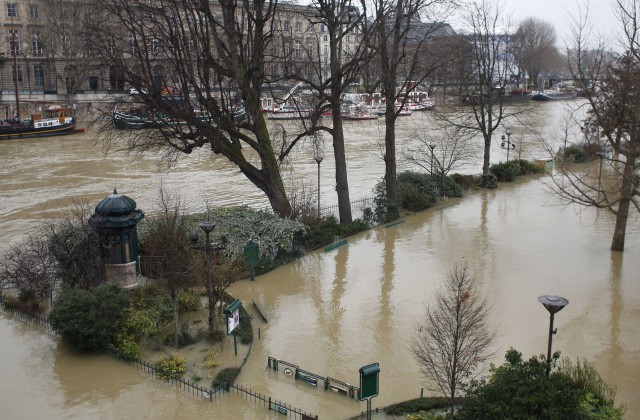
89,189 -> 144,229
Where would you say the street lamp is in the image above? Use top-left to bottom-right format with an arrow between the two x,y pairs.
538,295 -> 569,377
190,219 -> 226,335
501,129 -> 515,163
314,150 -> 324,221
428,142 -> 436,176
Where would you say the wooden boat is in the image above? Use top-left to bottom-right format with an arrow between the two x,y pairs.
0,105 -> 77,140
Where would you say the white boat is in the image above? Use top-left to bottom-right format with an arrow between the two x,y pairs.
266,106 -> 313,120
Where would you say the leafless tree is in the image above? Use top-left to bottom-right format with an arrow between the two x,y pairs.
436,0 -> 523,179
278,0 -> 376,223
138,187 -> 196,346
512,17 -> 561,88
0,234 -> 58,310
371,0 -> 455,218
403,124 -> 477,194
88,0 -> 293,217
546,0 -> 640,251
411,259 -> 496,417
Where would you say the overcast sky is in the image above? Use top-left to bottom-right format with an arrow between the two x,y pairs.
500,0 -> 622,46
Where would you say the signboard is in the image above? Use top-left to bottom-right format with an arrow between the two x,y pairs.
359,363 -> 380,400
225,299 -> 242,335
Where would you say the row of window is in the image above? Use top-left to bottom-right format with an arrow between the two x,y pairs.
8,64 -> 44,86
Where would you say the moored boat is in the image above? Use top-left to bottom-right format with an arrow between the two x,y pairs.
0,105 -> 77,140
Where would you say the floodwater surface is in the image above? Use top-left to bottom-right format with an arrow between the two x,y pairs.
1,101 -> 638,418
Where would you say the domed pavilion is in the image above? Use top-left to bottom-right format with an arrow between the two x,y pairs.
88,189 -> 144,288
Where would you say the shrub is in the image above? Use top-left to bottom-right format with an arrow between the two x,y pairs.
451,173 -> 478,190
478,174 -> 498,189
212,367 -> 240,388
155,353 -> 187,380
457,349 -> 625,419
385,397 -> 452,416
490,162 -> 516,182
398,182 -> 432,211
302,216 -> 370,250
177,289 -> 201,312
203,350 -> 221,379
49,284 -> 131,352
509,159 -> 545,175
562,145 -> 589,163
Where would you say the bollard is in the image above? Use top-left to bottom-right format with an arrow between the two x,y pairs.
421,387 -> 424,398
258,327 -> 261,339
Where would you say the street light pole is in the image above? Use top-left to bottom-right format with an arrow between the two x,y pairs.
314,154 -> 323,221
198,220 -> 216,335
538,295 -> 569,377
428,142 -> 436,176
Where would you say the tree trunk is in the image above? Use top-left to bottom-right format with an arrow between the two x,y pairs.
610,156 -> 636,251
384,118 -> 398,212
331,98 -> 353,223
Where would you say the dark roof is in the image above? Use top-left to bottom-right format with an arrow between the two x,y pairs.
89,189 -> 144,229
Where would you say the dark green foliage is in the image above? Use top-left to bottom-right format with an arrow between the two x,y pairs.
3,289 -> 44,315
441,176 -> 463,197
562,145 -> 590,163
396,171 -> 435,212
478,174 -> 498,189
451,173 -> 478,190
457,349 -> 625,419
384,397 -> 453,416
212,367 -> 240,388
489,162 -> 516,182
491,160 -> 546,182
49,284 -> 131,352
128,284 -> 174,323
372,179 -> 399,223
302,216 -> 370,250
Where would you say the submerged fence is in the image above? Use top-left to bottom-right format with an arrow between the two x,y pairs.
267,356 -> 361,400
229,383 -> 318,419
1,293 -> 318,418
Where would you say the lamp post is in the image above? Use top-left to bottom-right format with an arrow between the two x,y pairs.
428,142 -> 436,176
314,151 -> 324,221
190,220 -> 217,335
538,295 -> 569,377
501,129 -> 514,162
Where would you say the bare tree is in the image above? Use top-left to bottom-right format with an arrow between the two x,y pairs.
371,0 -> 454,219
88,0 -> 293,217
411,259 -> 496,417
512,17 -> 560,88
403,124 -> 476,194
436,0 -> 521,179
138,187 -> 196,346
0,234 -> 58,310
547,0 -> 640,251
280,0 -> 376,223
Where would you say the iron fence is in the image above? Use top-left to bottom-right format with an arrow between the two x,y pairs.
229,383 -> 318,419
319,196 -> 375,220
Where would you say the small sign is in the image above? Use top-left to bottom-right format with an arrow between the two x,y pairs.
225,299 -> 242,335
359,363 -> 380,400
244,241 -> 260,280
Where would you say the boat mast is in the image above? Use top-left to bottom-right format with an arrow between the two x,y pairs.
11,22 -> 20,120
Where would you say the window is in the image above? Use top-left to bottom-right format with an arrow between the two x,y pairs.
295,21 -> 302,32
29,4 -> 38,19
105,36 -> 115,54
33,64 -> 44,86
89,75 -> 98,90
32,34 -> 42,55
128,32 -> 136,54
321,24 -> 326,33
295,41 -> 301,59
6,3 -> 17,17
8,30 -> 19,55
283,21 -> 290,32
12,64 -> 23,87
151,37 -> 159,54
61,31 -> 70,50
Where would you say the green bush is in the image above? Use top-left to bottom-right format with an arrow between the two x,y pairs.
398,182 -> 432,211
509,159 -> 545,175
478,174 -> 498,189
451,173 -> 478,190
562,145 -> 589,163
490,162 -> 516,182
212,367 -> 240,388
302,216 -> 370,250
457,349 -> 625,419
49,284 -> 131,352
385,397 -> 453,416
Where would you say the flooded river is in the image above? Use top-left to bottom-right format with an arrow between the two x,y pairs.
1,102 -> 639,418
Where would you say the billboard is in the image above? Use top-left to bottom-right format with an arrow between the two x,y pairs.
226,299 -> 242,335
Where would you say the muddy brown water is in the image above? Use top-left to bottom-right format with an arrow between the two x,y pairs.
1,102 -> 638,418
